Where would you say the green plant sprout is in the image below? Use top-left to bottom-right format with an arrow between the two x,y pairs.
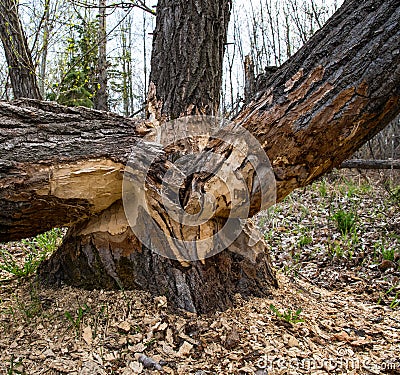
332,210 -> 356,236
269,304 -> 304,324
65,303 -> 91,336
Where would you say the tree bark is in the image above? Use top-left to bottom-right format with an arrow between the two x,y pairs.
93,0 -> 109,111
148,0 -> 231,120
0,0 -> 42,100
244,55 -> 255,105
40,201 -> 277,313
238,0 -> 400,201
339,159 -> 400,170
1,0 -> 400,313
0,99 -> 144,241
38,0 -> 51,97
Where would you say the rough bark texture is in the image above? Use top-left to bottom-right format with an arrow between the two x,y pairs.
1,0 -> 400,313
0,0 -> 42,100
0,99 -> 146,241
149,0 -> 231,119
236,0 -> 400,201
40,201 -> 277,313
93,0 -> 109,111
340,159 -> 400,170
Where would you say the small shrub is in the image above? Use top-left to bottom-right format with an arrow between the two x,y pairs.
329,243 -> 344,258
65,303 -> 91,336
382,247 -> 395,262
6,355 -> 25,375
318,179 -> 328,198
384,183 -> 400,205
390,293 -> 399,309
378,286 -> 400,309
22,228 -> 63,253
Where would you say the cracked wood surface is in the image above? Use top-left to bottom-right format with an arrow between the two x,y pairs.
1,0 -> 400,242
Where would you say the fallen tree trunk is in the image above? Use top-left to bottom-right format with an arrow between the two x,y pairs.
339,159 -> 400,169
0,100 -> 148,241
1,0 -> 400,312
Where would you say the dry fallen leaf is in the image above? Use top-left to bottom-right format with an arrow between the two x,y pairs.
82,326 -> 92,346
1,172 -> 399,375
165,328 -> 174,345
42,349 -> 55,358
129,343 -> 146,353
287,335 -> 299,348
118,321 -> 131,333
162,342 -> 176,357
129,361 -> 143,374
177,341 -> 193,357
332,331 -> 351,342
154,296 -> 168,309
350,339 -> 371,347
224,328 -> 240,349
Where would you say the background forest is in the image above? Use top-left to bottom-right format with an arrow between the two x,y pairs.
0,0 -> 344,113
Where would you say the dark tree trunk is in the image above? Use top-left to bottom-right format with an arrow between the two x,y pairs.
40,201 -> 277,313
1,0 -> 400,313
0,99 -> 142,241
0,0 -> 42,100
244,55 -> 255,105
148,0 -> 231,120
339,159 -> 400,170
42,0 -> 243,314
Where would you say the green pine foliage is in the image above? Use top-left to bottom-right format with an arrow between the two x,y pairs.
49,18 -> 99,108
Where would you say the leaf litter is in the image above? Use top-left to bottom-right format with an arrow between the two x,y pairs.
0,170 -> 399,374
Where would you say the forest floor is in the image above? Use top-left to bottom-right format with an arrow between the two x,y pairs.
0,170 -> 399,375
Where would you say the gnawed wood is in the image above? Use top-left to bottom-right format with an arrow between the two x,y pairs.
0,0 -> 400,314
0,99 -> 146,241
234,0 -> 400,201
39,200 -> 277,314
1,2 -> 399,243
37,159 -> 124,211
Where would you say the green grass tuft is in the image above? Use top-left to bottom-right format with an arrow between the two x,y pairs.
0,228 -> 63,279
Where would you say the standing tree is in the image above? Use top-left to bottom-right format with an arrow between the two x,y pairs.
0,0 -> 399,313
0,0 -> 42,99
148,0 -> 231,120
93,0 -> 108,111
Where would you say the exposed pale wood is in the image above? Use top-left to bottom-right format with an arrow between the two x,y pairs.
2,1 -> 398,241
0,0 -> 400,313
0,99 -> 148,241
39,200 -> 277,313
235,0 -> 400,201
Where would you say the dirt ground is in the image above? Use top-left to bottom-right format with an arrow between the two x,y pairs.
0,170 -> 399,374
